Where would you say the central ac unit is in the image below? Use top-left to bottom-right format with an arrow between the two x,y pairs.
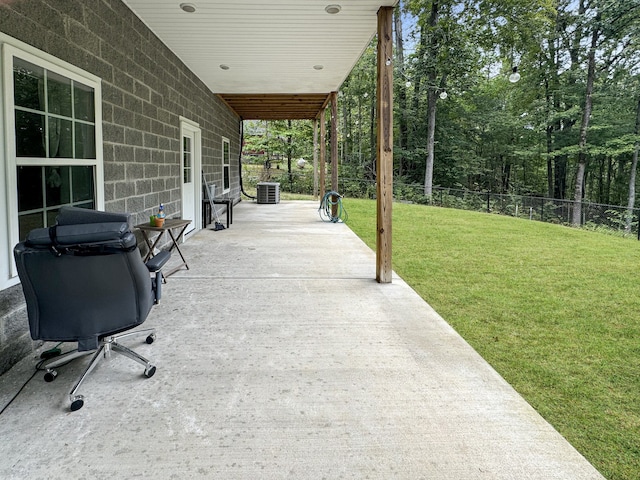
257,182 -> 280,204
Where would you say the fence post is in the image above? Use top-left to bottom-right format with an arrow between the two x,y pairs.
487,192 -> 490,213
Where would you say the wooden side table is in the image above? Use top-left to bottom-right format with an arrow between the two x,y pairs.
135,218 -> 192,277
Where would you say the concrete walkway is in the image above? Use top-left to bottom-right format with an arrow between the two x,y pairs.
0,201 -> 604,479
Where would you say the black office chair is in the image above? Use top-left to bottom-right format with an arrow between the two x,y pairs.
13,207 -> 170,411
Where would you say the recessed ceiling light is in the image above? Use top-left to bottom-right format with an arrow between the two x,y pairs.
180,3 -> 196,13
219,64 -> 230,70
313,65 -> 324,70
325,4 -> 341,14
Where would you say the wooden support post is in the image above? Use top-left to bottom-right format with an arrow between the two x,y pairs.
313,119 -> 319,200
376,6 -> 394,284
330,91 -> 339,216
319,109 -> 326,197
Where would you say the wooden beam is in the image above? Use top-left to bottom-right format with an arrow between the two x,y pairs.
330,91 -> 339,216
218,93 -> 332,120
319,95 -> 332,117
376,6 -> 394,284
313,119 -> 319,199
319,109 -> 326,197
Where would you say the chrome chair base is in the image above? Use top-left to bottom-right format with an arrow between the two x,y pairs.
41,328 -> 157,411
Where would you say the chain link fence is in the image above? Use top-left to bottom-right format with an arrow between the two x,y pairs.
428,186 -> 639,237
334,179 -> 640,239
243,167 -> 640,239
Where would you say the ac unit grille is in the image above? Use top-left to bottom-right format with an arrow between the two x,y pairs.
257,182 -> 280,204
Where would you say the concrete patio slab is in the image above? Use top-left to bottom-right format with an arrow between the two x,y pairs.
0,200 -> 604,479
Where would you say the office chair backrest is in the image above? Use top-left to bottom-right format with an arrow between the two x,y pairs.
14,207 -> 154,351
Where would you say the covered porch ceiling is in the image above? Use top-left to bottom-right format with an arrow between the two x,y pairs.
122,0 -> 398,120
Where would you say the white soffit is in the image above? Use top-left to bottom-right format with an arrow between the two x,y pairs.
122,0 -> 398,95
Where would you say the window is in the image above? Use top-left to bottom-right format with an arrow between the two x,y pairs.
222,137 -> 230,193
1,41 -> 103,289
183,135 -> 192,185
13,56 -> 98,239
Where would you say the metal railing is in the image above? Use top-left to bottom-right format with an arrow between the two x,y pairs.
243,169 -> 640,238
428,187 -> 639,237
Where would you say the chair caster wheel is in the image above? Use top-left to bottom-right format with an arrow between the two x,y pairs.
44,370 -> 57,382
144,365 -> 156,378
70,395 -> 84,412
145,334 -> 156,344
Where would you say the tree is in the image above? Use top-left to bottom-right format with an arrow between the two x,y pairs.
337,0 -> 640,225
571,0 -> 640,225
403,0 -> 552,196
340,42 -> 376,176
572,2 -> 600,225
404,1 -> 468,196
626,90 -> 640,232
394,2 -> 409,153
242,120 -> 313,183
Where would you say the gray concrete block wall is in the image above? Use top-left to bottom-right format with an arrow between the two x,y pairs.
0,0 -> 242,374
0,285 -> 38,376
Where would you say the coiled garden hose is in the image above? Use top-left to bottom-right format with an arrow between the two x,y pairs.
319,191 -> 348,223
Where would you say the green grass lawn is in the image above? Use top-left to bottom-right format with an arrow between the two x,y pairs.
344,198 -> 640,480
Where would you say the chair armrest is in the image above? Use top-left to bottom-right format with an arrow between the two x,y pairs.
145,251 -> 171,272
147,251 -> 171,304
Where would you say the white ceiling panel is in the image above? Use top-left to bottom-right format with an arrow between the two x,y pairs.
122,0 -> 397,97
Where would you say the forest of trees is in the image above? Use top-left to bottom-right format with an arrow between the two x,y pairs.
243,1 -> 640,227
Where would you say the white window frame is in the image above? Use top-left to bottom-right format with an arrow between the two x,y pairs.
0,35 -> 104,290
222,136 -> 230,194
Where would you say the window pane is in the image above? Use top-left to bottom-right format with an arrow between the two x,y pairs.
223,140 -> 230,190
45,166 -> 70,207
73,81 -> 95,122
47,71 -> 72,117
18,165 -> 95,221
71,166 -> 94,202
14,57 -> 96,161
13,58 -> 44,111
75,201 -> 94,210
15,110 -> 46,157
19,213 -> 44,242
183,136 -> 192,183
17,166 -> 43,212
224,166 -> 230,190
75,123 -> 96,159
49,117 -> 73,158
46,209 -> 59,228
